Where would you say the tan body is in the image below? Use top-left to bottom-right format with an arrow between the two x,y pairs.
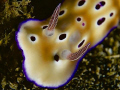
17,0 -> 120,88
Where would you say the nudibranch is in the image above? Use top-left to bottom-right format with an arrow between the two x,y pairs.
16,0 -> 120,88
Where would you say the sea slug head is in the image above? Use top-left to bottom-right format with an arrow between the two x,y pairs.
16,0 -> 120,88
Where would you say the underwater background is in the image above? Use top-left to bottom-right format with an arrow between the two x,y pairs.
0,0 -> 120,89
